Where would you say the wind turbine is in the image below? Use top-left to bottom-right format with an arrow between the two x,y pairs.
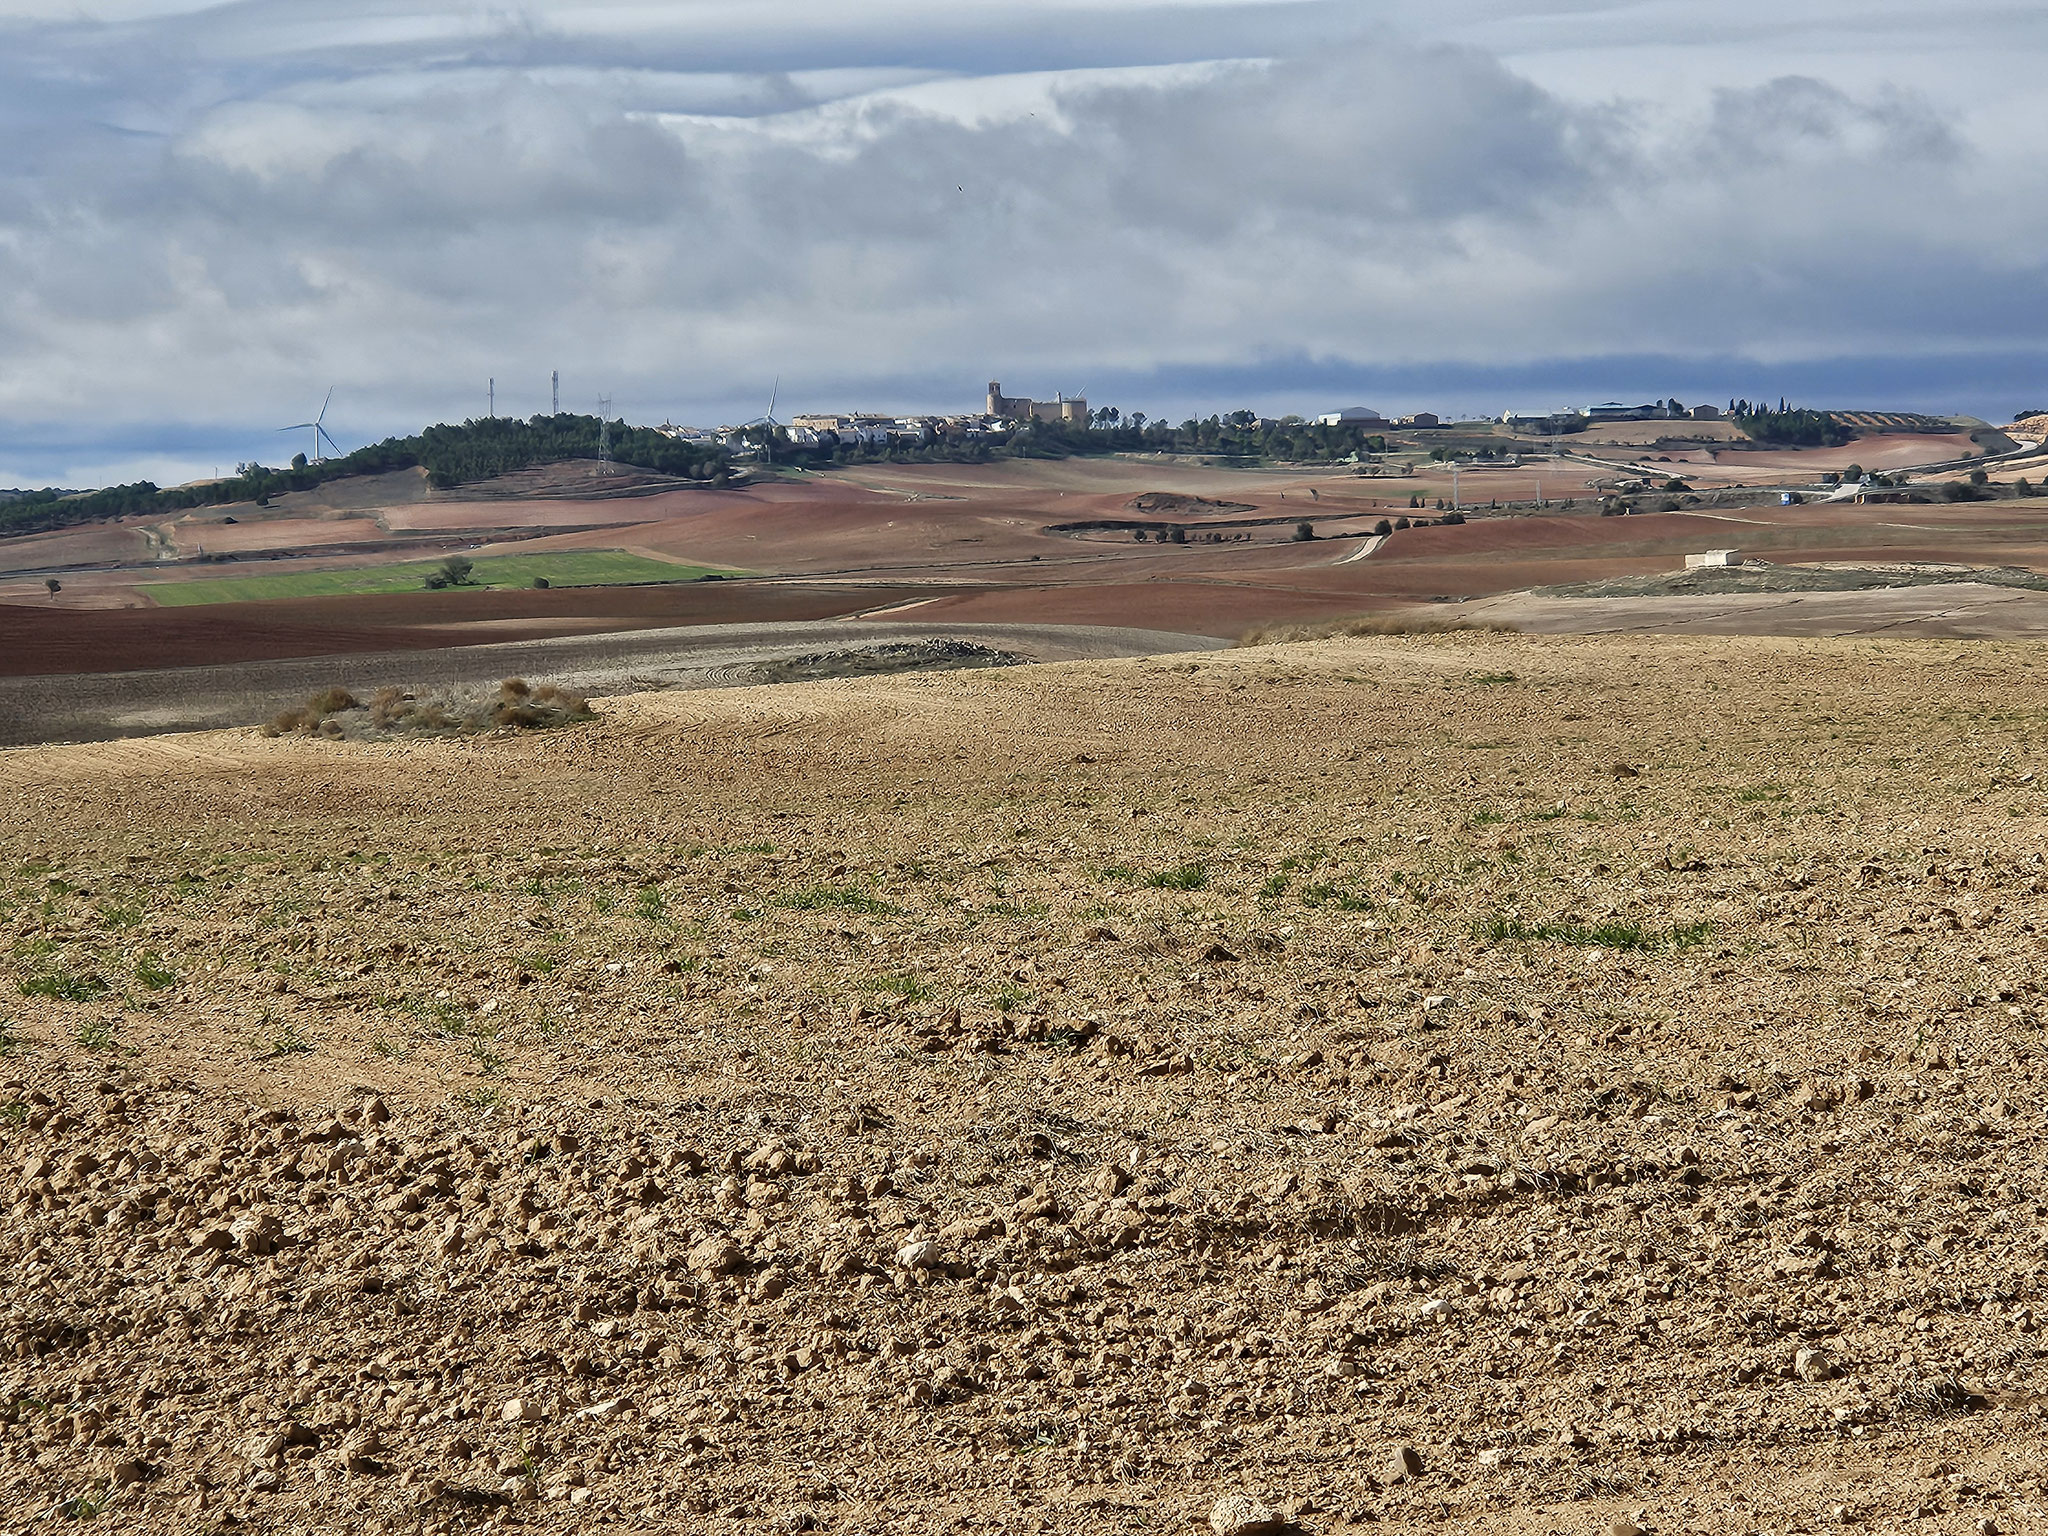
740,377 -> 782,464
279,388 -> 341,464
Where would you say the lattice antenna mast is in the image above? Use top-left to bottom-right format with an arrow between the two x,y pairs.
551,371 -> 559,416
597,394 -> 613,476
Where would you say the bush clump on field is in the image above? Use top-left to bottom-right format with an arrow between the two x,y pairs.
260,677 -> 593,741
424,555 -> 477,590
262,686 -> 358,737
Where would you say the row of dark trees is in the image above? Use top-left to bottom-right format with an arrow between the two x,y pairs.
0,414 -> 726,540
1730,404 -> 1851,447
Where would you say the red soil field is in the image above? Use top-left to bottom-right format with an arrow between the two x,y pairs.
0,581 -> 936,678
866,581 -> 1402,636
9,451 -> 2046,668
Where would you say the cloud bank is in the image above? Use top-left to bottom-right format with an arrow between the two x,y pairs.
1,1 -> 2043,484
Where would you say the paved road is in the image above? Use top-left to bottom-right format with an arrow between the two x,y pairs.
0,620 -> 1228,747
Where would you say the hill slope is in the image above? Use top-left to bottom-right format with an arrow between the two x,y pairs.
1,634 -> 2044,1533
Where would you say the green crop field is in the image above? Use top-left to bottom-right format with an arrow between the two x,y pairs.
143,551 -> 743,606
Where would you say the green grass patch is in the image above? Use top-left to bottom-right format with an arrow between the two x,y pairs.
1301,882 -> 1372,911
254,1017 -> 314,1057
870,972 -> 930,1002
144,550 -> 746,607
20,969 -> 109,1002
1475,916 -> 1714,951
133,955 -> 178,990
1143,862 -> 1210,891
773,884 -> 896,916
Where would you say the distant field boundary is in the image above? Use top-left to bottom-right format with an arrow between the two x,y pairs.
141,550 -> 746,607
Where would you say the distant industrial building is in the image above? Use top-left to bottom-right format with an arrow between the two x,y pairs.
1582,401 -> 1711,423
1314,406 -> 1387,427
987,383 -> 1088,426
1685,549 -> 1742,569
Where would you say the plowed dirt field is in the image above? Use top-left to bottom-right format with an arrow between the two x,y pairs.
3,634 -> 2048,1533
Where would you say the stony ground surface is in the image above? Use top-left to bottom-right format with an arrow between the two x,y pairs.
2,633 -> 2047,1535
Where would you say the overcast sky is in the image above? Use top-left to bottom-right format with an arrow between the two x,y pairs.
3,0 -> 2045,486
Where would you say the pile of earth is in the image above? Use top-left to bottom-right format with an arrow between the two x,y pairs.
749,640 -> 1025,684
1125,492 -> 1255,517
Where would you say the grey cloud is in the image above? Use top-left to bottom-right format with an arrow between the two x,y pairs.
0,0 -> 2043,482
1704,76 -> 1961,167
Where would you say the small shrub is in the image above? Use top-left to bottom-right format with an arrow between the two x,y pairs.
532,683 -> 589,714
308,686 -> 357,715
499,677 -> 532,699
133,955 -> 177,990
532,576 -> 551,589
261,707 -> 313,738
74,1017 -> 117,1051
1292,521 -> 1315,541
369,686 -> 414,727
